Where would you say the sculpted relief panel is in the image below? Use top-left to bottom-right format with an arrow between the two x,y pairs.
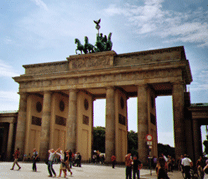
71,56 -> 111,69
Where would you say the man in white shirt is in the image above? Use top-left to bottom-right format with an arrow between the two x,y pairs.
181,154 -> 193,179
47,148 -> 59,177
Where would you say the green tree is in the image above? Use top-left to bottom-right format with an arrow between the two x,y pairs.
93,126 -> 105,153
92,127 -> 175,158
158,143 -> 175,158
128,130 -> 138,156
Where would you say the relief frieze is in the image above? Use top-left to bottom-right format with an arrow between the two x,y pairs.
19,68 -> 179,90
71,56 -> 110,69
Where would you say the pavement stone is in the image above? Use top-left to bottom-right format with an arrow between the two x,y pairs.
0,162 -> 192,179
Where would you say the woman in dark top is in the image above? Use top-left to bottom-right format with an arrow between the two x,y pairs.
157,157 -> 169,179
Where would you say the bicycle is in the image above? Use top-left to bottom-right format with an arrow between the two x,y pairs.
181,166 -> 198,179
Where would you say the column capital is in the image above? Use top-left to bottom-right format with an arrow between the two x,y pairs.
106,86 -> 115,90
69,89 -> 78,93
136,83 -> 149,88
43,91 -> 52,95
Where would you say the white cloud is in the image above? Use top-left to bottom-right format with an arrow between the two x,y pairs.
104,0 -> 208,47
0,60 -> 20,77
30,0 -> 48,11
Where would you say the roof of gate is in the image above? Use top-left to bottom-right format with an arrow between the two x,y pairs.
13,46 -> 192,97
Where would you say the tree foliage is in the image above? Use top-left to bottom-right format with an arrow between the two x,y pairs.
93,127 -> 175,158
93,126 -> 105,153
158,143 -> 175,158
128,130 -> 138,156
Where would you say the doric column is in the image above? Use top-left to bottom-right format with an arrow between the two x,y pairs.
105,87 -> 115,163
15,93 -> 27,156
7,122 -> 14,160
137,84 -> 149,165
192,119 -> 201,161
66,89 -> 77,153
172,82 -> 186,159
39,91 -> 52,160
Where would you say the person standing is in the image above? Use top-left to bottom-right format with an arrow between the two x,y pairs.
132,155 -> 143,179
10,148 -> 21,170
68,149 -> 73,168
111,155 -> 116,168
197,156 -> 205,179
125,153 -> 133,179
77,152 -> 82,167
181,154 -> 193,179
32,148 -> 39,172
65,150 -> 73,176
56,150 -> 67,178
47,148 -> 59,177
156,157 -> 169,179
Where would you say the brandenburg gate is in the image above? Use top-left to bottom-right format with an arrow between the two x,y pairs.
13,46 -> 193,164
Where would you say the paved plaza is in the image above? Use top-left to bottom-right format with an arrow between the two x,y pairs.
0,162 -> 192,179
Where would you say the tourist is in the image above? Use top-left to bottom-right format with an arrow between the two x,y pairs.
32,148 -> 39,172
167,155 -> 173,172
153,156 -> 157,169
74,152 -> 78,166
203,159 -> 208,177
65,150 -> 73,176
56,150 -> 67,178
125,153 -> 133,179
27,153 -> 31,161
196,156 -> 205,179
47,148 -> 59,177
68,149 -> 73,168
77,152 -> 82,167
156,157 -> 169,179
111,155 -> 116,168
133,155 -> 142,179
10,148 -> 21,170
181,154 -> 193,179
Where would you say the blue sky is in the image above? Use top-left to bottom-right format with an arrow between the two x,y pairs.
0,0 -> 208,147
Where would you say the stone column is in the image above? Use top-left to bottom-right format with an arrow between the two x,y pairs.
7,122 -> 14,160
39,91 -> 52,160
15,93 -> 27,157
172,82 -> 186,160
66,89 -> 77,153
137,84 -> 149,165
192,119 -> 201,161
105,87 -> 115,163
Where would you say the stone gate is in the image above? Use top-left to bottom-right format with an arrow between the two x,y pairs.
13,46 -> 193,164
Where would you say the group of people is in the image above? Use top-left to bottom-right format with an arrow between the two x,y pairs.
125,153 -> 143,179
181,154 -> 208,179
92,150 -> 105,164
47,148 -> 73,178
10,147 -> 82,178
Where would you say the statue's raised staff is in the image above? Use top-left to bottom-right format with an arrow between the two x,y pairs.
74,19 -> 113,54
